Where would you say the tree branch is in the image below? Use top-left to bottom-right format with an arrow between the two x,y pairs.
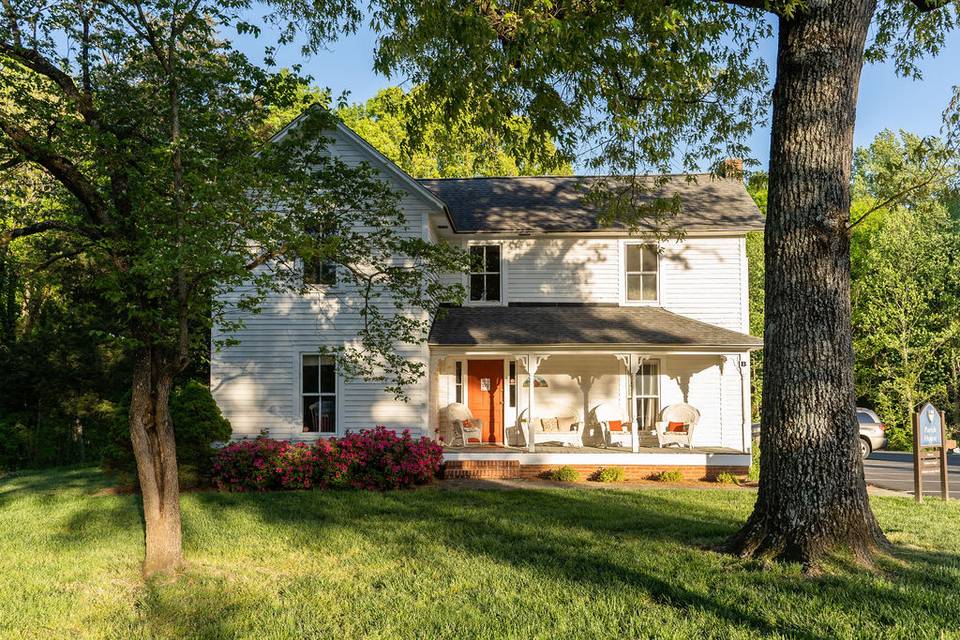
0,117 -> 111,226
28,245 -> 93,272
846,168 -> 960,230
0,40 -> 98,125
721,0 -> 771,10
0,0 -> 22,48
0,220 -> 94,247
909,0 -> 951,12
0,155 -> 23,171
244,244 -> 286,271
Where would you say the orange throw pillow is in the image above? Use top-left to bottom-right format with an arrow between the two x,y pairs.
666,421 -> 688,433
462,419 -> 481,443
608,420 -> 623,432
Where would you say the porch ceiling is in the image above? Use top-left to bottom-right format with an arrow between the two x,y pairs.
428,305 -> 762,349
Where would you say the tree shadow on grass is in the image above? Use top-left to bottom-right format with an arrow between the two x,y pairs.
0,465 -> 117,509
184,487 -> 960,638
22,471 -> 960,638
176,488 -> 800,637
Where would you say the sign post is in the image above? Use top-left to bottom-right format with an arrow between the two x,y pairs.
913,402 -> 949,503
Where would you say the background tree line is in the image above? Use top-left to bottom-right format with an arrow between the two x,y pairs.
748,129 -> 960,449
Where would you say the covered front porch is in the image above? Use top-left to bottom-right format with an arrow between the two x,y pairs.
427,305 -> 761,477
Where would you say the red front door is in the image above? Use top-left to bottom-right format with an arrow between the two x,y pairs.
467,359 -> 504,444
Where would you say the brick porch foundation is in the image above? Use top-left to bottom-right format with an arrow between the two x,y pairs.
444,460 -> 749,481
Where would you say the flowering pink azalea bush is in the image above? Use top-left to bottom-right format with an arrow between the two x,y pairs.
210,427 -> 442,492
337,427 -> 444,490
210,437 -> 289,492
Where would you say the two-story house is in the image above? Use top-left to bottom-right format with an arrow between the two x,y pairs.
211,117 -> 763,480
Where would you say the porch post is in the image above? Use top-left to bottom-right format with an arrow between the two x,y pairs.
617,353 -> 643,453
428,355 -> 446,443
718,356 -> 727,449
736,353 -> 752,453
524,353 -> 547,453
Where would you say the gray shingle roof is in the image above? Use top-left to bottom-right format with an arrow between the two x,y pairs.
428,305 -> 762,348
417,175 -> 764,233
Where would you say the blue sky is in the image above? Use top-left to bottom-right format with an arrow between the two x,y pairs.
243,21 -> 960,173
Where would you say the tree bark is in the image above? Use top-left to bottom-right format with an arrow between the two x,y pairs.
129,346 -> 183,578
725,0 -> 887,568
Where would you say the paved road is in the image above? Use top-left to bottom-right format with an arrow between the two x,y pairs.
864,450 -> 960,498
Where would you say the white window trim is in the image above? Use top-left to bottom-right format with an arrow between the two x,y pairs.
506,359 -> 518,409
619,240 -> 660,306
454,359 -> 468,405
293,351 -> 343,438
464,240 -> 507,306
632,358 -> 661,429
300,256 -> 340,292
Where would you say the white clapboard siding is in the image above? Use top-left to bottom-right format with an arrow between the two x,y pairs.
659,355 -> 746,449
441,237 -> 747,333
660,237 -> 746,332
505,239 -> 620,303
211,124 -> 440,440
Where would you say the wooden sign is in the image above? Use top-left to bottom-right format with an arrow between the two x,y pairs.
918,403 -> 943,447
913,403 -> 949,503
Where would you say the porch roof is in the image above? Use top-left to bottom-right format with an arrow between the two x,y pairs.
428,305 -> 763,349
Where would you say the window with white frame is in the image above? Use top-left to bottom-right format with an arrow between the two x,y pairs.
302,354 -> 336,433
624,243 -> 658,302
455,361 -> 464,403
468,244 -> 501,302
303,227 -> 337,286
634,360 -> 660,429
508,361 -> 517,408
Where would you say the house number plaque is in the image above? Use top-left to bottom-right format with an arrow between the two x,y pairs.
480,378 -> 491,391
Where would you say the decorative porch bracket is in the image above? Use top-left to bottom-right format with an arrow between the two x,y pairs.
521,354 -> 550,452
616,353 -> 648,452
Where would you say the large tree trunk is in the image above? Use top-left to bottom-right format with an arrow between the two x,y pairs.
129,346 -> 183,577
725,0 -> 887,568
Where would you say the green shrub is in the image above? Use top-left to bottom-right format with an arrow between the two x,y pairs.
545,465 -> 580,482
591,466 -> 626,483
885,426 -> 912,451
748,438 -> 761,482
652,470 -> 684,483
102,381 -> 231,487
714,472 -> 740,485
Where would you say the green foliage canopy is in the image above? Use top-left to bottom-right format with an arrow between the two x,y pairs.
337,86 -> 571,178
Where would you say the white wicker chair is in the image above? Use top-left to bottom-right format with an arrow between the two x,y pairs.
655,403 -> 700,448
592,403 -> 632,448
446,403 -> 484,447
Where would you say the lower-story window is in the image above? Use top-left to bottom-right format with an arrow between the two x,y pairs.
303,354 -> 336,433
635,360 -> 660,429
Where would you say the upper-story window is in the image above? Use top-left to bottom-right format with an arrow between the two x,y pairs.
303,227 -> 337,287
624,242 -> 658,303
469,243 -> 501,302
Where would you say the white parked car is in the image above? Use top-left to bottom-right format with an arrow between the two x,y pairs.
751,407 -> 887,459
856,407 -> 887,459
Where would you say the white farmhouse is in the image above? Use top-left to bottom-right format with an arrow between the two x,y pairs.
211,117 -> 763,480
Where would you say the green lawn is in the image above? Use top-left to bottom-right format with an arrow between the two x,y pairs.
2,468 -> 959,639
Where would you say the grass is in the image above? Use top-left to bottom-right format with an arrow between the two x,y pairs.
2,468 -> 960,639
